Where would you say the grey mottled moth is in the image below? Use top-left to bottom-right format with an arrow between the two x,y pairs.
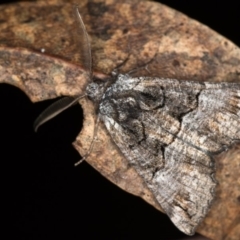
34,7 -> 240,235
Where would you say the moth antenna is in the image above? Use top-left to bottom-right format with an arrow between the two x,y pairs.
33,7 -> 92,131
74,114 -> 100,166
73,7 -> 102,166
74,6 -> 92,81
34,7 -> 99,166
34,95 -> 86,132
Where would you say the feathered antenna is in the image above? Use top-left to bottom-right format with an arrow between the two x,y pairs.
34,6 -> 92,131
74,6 -> 92,81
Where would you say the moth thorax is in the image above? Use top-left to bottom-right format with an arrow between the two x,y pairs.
86,82 -> 107,102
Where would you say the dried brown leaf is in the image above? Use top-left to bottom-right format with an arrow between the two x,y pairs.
0,1 -> 239,239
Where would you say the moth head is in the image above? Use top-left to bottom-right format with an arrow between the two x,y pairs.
86,81 -> 107,102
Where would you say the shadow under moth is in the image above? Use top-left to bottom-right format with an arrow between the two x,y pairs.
34,7 -> 240,236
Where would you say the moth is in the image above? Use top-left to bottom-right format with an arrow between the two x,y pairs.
34,7 -> 240,236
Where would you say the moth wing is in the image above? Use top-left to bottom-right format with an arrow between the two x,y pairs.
100,77 -> 240,235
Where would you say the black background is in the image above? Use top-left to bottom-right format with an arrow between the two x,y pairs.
1,1 -> 239,239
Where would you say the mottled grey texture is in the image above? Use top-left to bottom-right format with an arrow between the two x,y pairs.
86,74 -> 240,235
29,7 -> 240,236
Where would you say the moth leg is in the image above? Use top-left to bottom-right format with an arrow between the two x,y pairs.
74,114 -> 100,166
111,54 -> 131,77
127,52 -> 159,75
